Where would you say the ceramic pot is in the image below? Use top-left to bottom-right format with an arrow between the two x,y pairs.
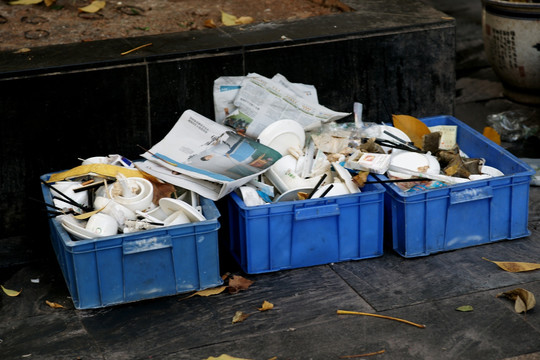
481,0 -> 540,104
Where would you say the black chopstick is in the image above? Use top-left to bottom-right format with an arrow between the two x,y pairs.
319,184 -> 334,198
382,130 -> 422,151
308,173 -> 328,199
41,179 -> 92,212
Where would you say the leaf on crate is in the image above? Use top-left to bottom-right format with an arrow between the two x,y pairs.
232,311 -> 250,324
205,354 -> 253,360
482,257 -> 540,272
258,300 -> 274,311
9,0 -> 42,4
392,114 -> 431,149
352,171 -> 369,188
221,11 -> 237,26
497,288 -> 536,313
482,126 -> 501,145
46,300 -> 65,308
228,275 -> 254,294
79,0 -> 106,13
455,305 -> 474,312
1,285 -> 22,297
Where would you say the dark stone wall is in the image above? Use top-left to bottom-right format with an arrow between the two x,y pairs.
0,0 -> 455,257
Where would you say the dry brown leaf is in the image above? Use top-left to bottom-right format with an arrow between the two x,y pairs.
46,300 -> 65,309
1,285 -> 22,297
204,19 -> 217,28
44,0 -> 55,6
232,311 -> 250,324
258,300 -> 274,311
392,114 -> 431,149
483,257 -> 540,273
497,288 -> 536,313
79,0 -> 106,13
482,126 -> 501,145
352,171 -> 369,187
228,275 -> 254,294
178,285 -> 227,301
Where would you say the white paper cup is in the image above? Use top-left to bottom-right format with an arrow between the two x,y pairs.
86,213 -> 118,237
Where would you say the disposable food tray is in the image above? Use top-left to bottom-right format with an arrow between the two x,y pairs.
227,180 -> 385,274
40,172 -> 223,309
383,115 -> 534,257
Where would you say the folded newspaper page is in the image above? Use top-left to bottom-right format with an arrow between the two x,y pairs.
213,73 -> 319,124
221,73 -> 350,138
139,110 -> 282,200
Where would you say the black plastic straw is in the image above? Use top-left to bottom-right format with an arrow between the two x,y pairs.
307,173 -> 328,199
319,184 -> 334,198
41,179 -> 92,212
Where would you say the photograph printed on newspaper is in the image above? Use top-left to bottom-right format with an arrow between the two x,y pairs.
138,110 -> 282,200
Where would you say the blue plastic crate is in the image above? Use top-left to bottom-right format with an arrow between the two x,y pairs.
40,172 -> 223,309
383,115 -> 534,257
227,179 -> 385,274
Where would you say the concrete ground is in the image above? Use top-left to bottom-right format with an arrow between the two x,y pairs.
1,1 -> 540,359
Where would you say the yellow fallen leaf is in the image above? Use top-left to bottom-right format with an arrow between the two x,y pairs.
13,48 -> 31,53
232,311 -> 250,324
46,300 -> 65,308
483,126 -> 501,145
392,114 -> 431,149
235,16 -> 254,25
204,19 -> 217,28
1,285 -> 22,297
497,288 -> 536,313
79,0 -> 106,13
258,300 -> 274,311
44,0 -> 55,6
194,286 -> 227,297
9,0 -> 42,4
482,257 -> 540,272
205,355 -> 252,360
178,285 -> 227,301
221,10 -> 238,26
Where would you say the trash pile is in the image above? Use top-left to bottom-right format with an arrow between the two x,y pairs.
43,155 -> 208,240
43,73 -> 508,239
234,111 -> 507,206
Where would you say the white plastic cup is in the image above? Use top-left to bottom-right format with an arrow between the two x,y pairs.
86,213 -> 118,237
164,210 -> 191,226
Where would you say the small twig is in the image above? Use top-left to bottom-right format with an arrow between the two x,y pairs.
337,310 -> 426,328
339,349 -> 386,358
121,42 -> 152,56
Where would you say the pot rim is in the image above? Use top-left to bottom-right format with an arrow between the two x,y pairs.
482,0 -> 540,11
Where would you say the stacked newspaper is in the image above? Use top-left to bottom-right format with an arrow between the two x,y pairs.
138,110 -> 282,200
140,74 -> 349,200
213,73 -> 350,137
